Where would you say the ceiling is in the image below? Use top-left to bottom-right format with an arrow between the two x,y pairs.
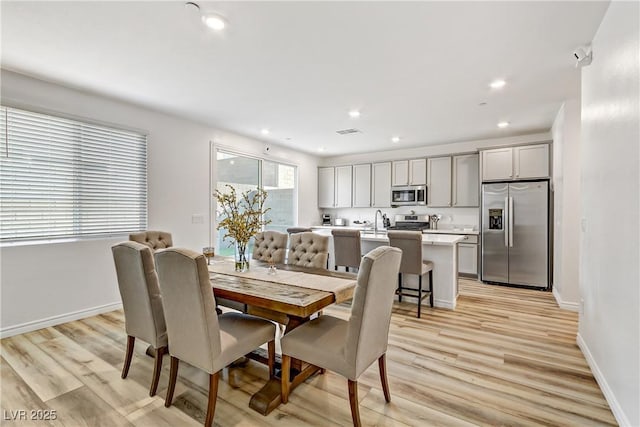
1,1 -> 609,156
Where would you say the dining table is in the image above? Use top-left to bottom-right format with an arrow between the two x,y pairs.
207,257 -> 358,416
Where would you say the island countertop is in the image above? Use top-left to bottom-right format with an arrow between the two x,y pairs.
360,232 -> 464,246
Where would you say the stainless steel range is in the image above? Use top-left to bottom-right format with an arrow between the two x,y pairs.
387,214 -> 431,231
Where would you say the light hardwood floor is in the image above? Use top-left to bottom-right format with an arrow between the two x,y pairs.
1,280 -> 617,426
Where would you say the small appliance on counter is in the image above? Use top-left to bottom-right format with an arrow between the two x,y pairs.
334,218 -> 347,226
322,214 -> 332,225
387,214 -> 431,231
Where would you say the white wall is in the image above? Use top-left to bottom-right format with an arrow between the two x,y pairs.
551,98 -> 582,310
578,2 -> 639,425
0,70 -> 319,337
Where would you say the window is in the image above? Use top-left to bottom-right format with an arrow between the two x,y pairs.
214,149 -> 297,255
0,106 -> 147,242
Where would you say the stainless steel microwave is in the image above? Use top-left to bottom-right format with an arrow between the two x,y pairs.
391,185 -> 426,206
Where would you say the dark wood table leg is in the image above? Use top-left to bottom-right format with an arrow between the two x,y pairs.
249,315 -> 321,415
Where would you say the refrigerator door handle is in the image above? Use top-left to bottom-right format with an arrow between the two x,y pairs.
504,196 -> 509,247
509,196 -> 514,247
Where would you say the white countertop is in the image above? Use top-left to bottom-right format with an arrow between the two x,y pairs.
310,225 -> 478,235
360,232 -> 464,246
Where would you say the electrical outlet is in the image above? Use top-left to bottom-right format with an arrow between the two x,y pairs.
192,214 -> 204,224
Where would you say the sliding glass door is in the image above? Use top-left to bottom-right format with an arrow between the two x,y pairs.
214,149 -> 297,255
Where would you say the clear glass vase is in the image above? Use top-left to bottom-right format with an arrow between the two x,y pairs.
234,241 -> 250,272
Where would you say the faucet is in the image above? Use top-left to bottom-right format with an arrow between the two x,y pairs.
374,209 -> 383,233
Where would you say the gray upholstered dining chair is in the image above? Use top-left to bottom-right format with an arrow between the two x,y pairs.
111,241 -> 168,397
154,248 -> 276,427
286,226 -> 312,234
287,232 -> 329,269
331,229 -> 361,272
252,230 -> 288,264
387,230 -> 433,318
129,230 -> 173,250
280,246 -> 402,427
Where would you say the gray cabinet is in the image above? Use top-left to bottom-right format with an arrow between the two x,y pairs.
392,159 -> 426,186
458,235 -> 478,276
372,162 -> 392,208
335,166 -> 352,208
352,164 -> 371,207
392,160 -> 409,186
318,167 -> 335,208
452,154 -> 479,207
482,144 -> 550,181
427,156 -> 452,207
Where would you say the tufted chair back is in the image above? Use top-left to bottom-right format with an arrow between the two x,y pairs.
287,232 -> 329,269
252,231 -> 288,263
129,231 -> 173,251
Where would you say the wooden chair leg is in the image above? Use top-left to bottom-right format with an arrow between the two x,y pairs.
348,379 -> 362,427
204,372 -> 220,427
149,346 -> 166,396
267,340 -> 275,378
417,275 -> 422,319
165,356 -> 179,408
378,354 -> 391,403
281,355 -> 291,403
429,270 -> 434,307
121,335 -> 135,379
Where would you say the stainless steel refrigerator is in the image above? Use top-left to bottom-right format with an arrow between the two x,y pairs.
481,181 -> 550,289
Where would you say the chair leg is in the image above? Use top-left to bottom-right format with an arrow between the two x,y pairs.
267,340 -> 275,378
165,356 -> 179,408
348,379 -> 362,427
346,266 -> 349,272
397,273 -> 402,302
417,275 -> 422,319
281,355 -> 291,403
378,354 -> 391,403
429,270 -> 434,307
121,335 -> 135,379
149,346 -> 166,396
204,372 -> 220,427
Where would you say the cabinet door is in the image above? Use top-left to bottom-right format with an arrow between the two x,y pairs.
372,162 -> 392,207
392,160 -> 409,186
452,154 -> 479,207
335,165 -> 353,208
427,156 -> 452,207
514,144 -> 549,179
318,167 -> 335,208
409,158 -> 427,185
482,148 -> 513,181
352,164 -> 371,207
458,242 -> 478,275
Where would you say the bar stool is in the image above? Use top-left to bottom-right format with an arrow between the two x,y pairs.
387,230 -> 433,318
331,229 -> 361,272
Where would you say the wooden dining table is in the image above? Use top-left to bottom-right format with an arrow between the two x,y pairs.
207,257 -> 358,416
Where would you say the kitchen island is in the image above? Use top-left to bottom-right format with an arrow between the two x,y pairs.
312,227 -> 464,310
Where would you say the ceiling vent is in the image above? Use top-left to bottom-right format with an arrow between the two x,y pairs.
336,128 -> 361,135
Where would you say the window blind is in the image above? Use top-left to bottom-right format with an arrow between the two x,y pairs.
0,106 -> 147,242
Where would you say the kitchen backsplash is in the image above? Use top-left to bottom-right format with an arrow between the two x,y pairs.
317,207 -> 479,229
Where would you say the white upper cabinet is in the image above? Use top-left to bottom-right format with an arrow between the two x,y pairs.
427,156 -> 452,207
409,159 -> 427,185
372,162 -> 392,208
334,165 -> 353,208
482,144 -> 550,181
452,154 -> 479,207
392,160 -> 409,186
481,148 -> 513,181
514,144 -> 549,179
352,164 -> 371,207
318,167 -> 335,208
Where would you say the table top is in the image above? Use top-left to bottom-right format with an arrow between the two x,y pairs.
208,258 -> 357,318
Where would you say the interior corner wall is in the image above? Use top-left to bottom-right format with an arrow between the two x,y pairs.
0,70 -> 319,336
579,1 -> 639,425
551,97 -> 582,310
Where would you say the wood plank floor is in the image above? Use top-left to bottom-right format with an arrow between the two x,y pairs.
1,280 -> 617,426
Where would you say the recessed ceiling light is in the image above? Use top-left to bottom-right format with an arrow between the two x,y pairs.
318,147 -> 326,152
348,110 -> 361,118
391,136 -> 401,143
497,121 -> 510,128
202,13 -> 226,30
490,80 -> 506,89
261,128 -> 270,135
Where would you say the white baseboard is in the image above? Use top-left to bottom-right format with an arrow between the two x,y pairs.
552,287 -> 579,311
0,301 -> 123,339
577,333 -> 631,426
434,299 -> 456,310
